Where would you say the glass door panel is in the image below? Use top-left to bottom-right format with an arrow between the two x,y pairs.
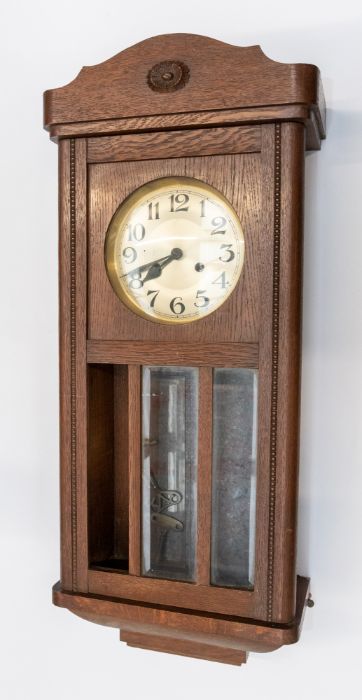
211,368 -> 258,589
142,366 -> 198,582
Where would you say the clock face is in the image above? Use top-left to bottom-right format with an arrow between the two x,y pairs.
105,177 -> 245,324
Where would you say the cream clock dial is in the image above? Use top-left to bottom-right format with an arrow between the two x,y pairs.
105,177 -> 245,324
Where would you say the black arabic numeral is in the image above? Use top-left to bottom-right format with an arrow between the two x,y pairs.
170,296 -> 185,314
122,246 -> 137,264
148,202 -> 160,220
169,193 -> 189,212
147,289 -> 160,308
129,271 -> 144,289
194,290 -> 210,308
210,216 -> 227,235
219,244 -> 235,263
212,271 -> 229,289
127,223 -> 146,241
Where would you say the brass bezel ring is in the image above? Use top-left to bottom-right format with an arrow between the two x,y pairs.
104,176 -> 245,325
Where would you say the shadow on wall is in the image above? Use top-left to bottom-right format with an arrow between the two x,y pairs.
298,99 -> 362,581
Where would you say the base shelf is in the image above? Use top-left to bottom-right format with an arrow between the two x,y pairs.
53,575 -> 310,665
121,629 -> 249,665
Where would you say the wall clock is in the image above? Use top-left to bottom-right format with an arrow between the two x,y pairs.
44,34 -> 326,665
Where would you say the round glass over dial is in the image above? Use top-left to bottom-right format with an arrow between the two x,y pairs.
105,177 -> 245,324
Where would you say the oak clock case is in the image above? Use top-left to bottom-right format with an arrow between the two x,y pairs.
44,34 -> 326,666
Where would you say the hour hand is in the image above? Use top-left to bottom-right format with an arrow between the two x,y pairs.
143,248 -> 183,282
142,262 -> 163,283
122,248 -> 183,282
121,253 -> 171,280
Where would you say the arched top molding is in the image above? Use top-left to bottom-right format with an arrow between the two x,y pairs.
44,34 -> 325,147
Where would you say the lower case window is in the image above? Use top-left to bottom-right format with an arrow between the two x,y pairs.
211,368 -> 258,589
88,364 -> 257,588
142,366 -> 198,582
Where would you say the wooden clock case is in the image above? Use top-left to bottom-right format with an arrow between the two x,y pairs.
44,34 -> 325,665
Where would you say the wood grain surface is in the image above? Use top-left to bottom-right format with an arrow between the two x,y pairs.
113,366 -> 129,564
47,104 -> 321,150
87,340 -> 259,367
88,150 -> 262,343
88,568 -> 254,618
120,630 -> 248,665
44,34 -> 325,144
196,367 -> 213,585
53,576 -> 310,662
127,366 -> 141,576
58,139 -> 72,591
271,122 -> 306,622
59,138 -> 89,593
87,364 -> 114,564
57,122 -> 308,627
58,122 -> 305,624
87,125 -> 260,163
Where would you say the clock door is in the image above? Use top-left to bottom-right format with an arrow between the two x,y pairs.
140,365 -> 258,590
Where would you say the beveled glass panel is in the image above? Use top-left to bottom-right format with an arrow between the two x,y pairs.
142,366 -> 198,581
211,368 -> 258,589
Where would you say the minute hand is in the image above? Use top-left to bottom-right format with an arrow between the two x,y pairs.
121,253 -> 172,279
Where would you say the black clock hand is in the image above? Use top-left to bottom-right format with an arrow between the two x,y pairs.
142,262 -> 163,283
142,248 -> 183,283
121,253 -> 172,279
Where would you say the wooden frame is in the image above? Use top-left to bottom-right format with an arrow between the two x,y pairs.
46,34 -> 325,664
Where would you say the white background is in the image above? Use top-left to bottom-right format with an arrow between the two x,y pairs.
1,1 -> 362,698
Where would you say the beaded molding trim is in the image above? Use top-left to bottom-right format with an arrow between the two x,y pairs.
69,138 -> 78,591
267,123 -> 281,621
